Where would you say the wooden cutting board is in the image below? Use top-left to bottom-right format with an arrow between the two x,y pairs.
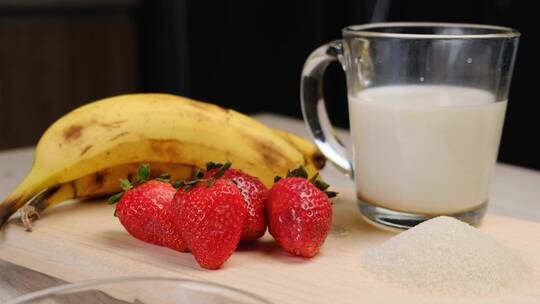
1,182 -> 539,304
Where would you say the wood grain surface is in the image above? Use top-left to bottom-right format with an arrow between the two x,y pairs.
0,260 -> 64,302
1,183 -> 540,303
1,114 -> 540,303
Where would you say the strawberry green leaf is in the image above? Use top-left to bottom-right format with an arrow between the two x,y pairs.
325,191 -> 338,198
274,176 -> 282,183
119,179 -> 133,191
155,173 -> 171,182
176,160 -> 234,190
212,160 -> 231,179
309,172 -> 320,183
286,166 -> 308,179
174,178 -> 203,190
108,192 -> 124,204
310,176 -> 336,198
313,179 -> 330,191
136,163 -> 151,183
205,161 -> 222,171
194,168 -> 204,179
172,180 -> 185,189
283,166 -> 338,199
206,160 -> 231,187
185,179 -> 201,186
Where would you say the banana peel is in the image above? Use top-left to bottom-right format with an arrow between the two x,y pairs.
0,94 -> 324,229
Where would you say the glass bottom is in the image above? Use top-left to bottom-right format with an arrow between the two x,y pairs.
357,200 -> 487,231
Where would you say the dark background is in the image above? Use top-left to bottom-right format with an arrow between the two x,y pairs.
0,0 -> 537,170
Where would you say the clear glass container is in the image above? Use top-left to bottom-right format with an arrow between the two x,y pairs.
301,22 -> 520,230
5,277 -> 271,304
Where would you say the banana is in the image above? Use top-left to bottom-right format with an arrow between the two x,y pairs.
19,130 -> 318,230
16,131 -> 322,231
0,93 -> 324,228
19,162 -> 196,231
272,128 -> 326,173
27,162 -> 195,212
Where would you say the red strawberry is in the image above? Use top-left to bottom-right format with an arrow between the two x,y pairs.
171,177 -> 246,269
206,163 -> 268,242
111,165 -> 187,252
267,167 -> 335,258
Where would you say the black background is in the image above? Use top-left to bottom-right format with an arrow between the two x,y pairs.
139,0 -> 538,170
0,0 -> 537,170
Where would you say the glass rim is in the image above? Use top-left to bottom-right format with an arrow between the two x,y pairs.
5,276 -> 273,304
343,22 -> 520,39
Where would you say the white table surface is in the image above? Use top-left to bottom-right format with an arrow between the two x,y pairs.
1,113 -> 539,301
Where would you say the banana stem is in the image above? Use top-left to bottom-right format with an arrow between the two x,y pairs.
0,192 -> 34,228
17,185 -> 63,231
0,171 -> 53,229
20,205 -> 40,232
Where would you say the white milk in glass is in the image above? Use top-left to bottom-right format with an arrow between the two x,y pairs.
349,85 -> 507,214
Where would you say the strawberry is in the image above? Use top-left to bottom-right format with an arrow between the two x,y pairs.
110,164 -> 187,252
267,167 -> 336,258
171,163 -> 246,269
205,162 -> 268,242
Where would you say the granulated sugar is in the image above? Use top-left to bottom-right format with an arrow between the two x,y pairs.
362,216 -> 527,296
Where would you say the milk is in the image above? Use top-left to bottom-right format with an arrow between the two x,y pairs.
349,85 -> 507,214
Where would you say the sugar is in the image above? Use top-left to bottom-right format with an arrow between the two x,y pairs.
361,216 -> 527,296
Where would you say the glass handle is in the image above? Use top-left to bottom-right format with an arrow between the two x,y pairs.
301,40 -> 353,178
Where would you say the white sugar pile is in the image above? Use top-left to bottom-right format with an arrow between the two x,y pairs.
362,216 -> 527,296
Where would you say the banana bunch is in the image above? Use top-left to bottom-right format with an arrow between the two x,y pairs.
0,94 -> 324,230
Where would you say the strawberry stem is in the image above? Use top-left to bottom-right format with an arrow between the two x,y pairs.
108,163 -> 153,205
275,165 -> 338,198
173,160 -> 232,191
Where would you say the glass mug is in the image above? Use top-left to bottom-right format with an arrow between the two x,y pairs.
301,22 -> 519,229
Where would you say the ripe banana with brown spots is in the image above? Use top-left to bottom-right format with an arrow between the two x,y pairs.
18,162 -> 196,230
0,93 -> 325,229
